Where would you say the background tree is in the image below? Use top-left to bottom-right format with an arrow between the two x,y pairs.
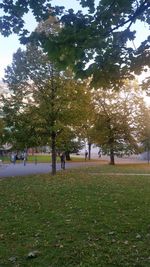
2,44 -> 91,174
75,121 -> 96,160
139,106 -> 150,163
92,80 -> 147,164
0,117 -> 5,148
56,127 -> 84,160
1,98 -> 44,151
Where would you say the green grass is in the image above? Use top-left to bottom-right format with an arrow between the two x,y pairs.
0,154 -> 95,163
27,155 -> 97,163
87,163 -> 150,174
0,166 -> 150,266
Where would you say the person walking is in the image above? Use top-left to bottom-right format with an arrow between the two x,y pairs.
10,152 -> 16,164
85,150 -> 88,160
23,151 -> 27,166
98,150 -> 101,158
60,152 -> 66,170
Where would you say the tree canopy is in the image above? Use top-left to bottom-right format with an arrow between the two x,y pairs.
1,43 -> 92,173
0,1 -> 150,89
91,80 -> 147,164
42,0 -> 150,88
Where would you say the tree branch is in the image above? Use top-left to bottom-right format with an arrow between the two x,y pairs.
109,0 -> 150,34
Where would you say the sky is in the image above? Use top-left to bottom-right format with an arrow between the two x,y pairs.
0,0 -> 149,81
0,0 -> 82,79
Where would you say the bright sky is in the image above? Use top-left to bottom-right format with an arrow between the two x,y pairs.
0,0 -> 82,79
0,0 -> 149,81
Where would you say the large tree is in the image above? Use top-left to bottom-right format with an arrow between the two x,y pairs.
0,1 -> 150,89
2,44 -> 91,174
38,0 -> 150,89
92,80 -> 147,164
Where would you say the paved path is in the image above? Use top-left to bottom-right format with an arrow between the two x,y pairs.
0,161 -> 101,178
0,157 -> 149,178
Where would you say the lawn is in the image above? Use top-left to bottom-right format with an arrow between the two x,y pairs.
86,162 -> 150,174
0,154 -> 97,163
0,166 -> 150,266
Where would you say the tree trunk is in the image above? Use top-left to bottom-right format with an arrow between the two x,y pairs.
50,68 -> 57,175
65,151 -> 71,161
88,143 -> 91,160
109,148 -> 115,165
51,131 -> 56,175
32,148 -> 34,156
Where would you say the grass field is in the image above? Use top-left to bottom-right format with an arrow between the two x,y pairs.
0,165 -> 150,266
0,154 -> 96,163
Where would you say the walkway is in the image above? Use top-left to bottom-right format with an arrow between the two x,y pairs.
0,161 -> 101,178
0,157 -> 149,178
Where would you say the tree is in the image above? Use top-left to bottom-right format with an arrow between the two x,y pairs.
0,117 -> 5,147
1,98 -> 43,151
2,44 -> 90,174
92,80 -> 147,164
56,127 -> 84,160
40,0 -> 150,89
74,119 -> 96,160
139,106 -> 150,163
0,0 -> 52,38
0,1 -> 150,89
